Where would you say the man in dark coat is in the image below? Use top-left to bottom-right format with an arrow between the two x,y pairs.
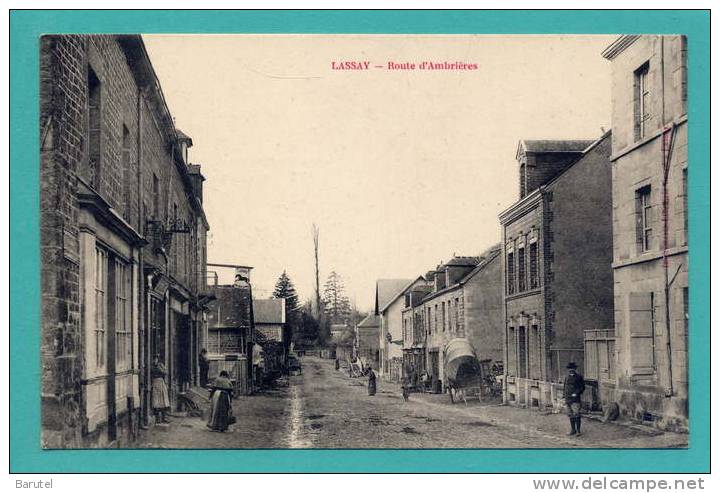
563,362 -> 585,436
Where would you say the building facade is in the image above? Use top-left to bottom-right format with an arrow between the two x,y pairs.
375,279 -> 413,380
356,315 -> 380,368
499,135 -> 614,410
401,280 -> 433,379
602,35 -> 689,431
40,35 -> 209,448
419,252 -> 503,391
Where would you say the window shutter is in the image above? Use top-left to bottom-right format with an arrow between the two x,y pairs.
628,292 -> 655,375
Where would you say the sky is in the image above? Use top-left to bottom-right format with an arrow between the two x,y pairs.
143,34 -> 615,310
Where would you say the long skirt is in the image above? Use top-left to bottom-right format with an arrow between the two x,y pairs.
207,390 -> 232,431
152,377 -> 170,410
368,379 -> 376,396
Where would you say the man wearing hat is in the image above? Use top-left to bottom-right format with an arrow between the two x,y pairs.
563,362 -> 585,436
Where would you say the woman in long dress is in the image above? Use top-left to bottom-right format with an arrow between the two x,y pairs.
151,355 -> 171,423
367,367 -> 377,396
207,370 -> 234,432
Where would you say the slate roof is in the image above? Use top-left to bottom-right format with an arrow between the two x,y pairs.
175,128 -> 193,145
519,139 -> 595,154
445,256 -> 481,267
375,278 -> 414,314
207,285 -> 252,329
252,298 -> 285,325
357,314 -> 381,328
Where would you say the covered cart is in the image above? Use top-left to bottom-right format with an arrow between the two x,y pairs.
444,338 -> 485,401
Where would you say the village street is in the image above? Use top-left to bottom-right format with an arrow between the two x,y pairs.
137,357 -> 688,449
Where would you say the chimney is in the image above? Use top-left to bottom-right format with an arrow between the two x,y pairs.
516,140 -> 593,198
188,164 -> 205,203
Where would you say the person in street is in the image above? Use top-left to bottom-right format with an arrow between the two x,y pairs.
199,348 -> 210,388
367,367 -> 377,396
334,358 -> 340,371
151,355 -> 171,424
563,362 -> 586,436
401,375 -> 410,402
420,370 -> 430,393
207,370 -> 234,432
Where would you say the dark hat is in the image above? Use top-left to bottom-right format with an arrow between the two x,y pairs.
566,362 -> 578,369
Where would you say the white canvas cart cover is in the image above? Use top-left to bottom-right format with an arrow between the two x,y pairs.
443,338 -> 481,382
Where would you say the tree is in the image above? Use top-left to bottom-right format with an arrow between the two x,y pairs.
272,270 -> 300,352
312,223 -> 321,318
294,302 -> 321,349
272,270 -> 299,313
322,271 -> 351,324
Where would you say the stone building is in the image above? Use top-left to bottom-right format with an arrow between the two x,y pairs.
419,250 -> 503,392
375,278 -> 413,380
602,35 -> 689,430
499,134 -> 614,410
40,35 -> 209,448
401,278 -> 433,378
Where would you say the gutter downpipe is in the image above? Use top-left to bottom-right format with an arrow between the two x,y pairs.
660,37 -> 679,398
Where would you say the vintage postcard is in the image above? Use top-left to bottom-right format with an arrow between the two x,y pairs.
9,10 -> 711,474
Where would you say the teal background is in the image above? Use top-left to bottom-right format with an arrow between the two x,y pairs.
9,10 -> 710,473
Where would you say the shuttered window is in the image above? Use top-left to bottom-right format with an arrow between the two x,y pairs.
628,292 -> 656,375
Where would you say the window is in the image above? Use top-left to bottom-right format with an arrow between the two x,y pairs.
530,325 -> 540,380
507,251 -> 515,295
114,259 -> 131,371
629,291 -> 656,375
152,174 -> 160,219
434,304 -> 438,333
518,326 -> 528,379
507,327 -> 517,376
122,124 -> 131,217
636,186 -> 652,252
634,62 -> 651,141
529,241 -> 539,289
454,298 -> 460,331
94,247 -> 108,368
518,246 -> 526,292
87,66 -> 102,187
427,307 -> 431,335
441,302 -> 446,332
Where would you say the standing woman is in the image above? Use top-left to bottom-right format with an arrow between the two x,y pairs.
367,367 -> 377,396
151,355 -> 171,423
207,370 -> 234,432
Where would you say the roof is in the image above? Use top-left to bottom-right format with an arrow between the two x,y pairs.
175,128 -> 193,146
520,139 -> 595,153
601,35 -> 641,60
516,139 -> 594,161
375,278 -> 414,314
207,285 -> 252,329
421,244 -> 502,304
458,244 -> 502,284
445,256 -> 481,267
252,299 -> 285,325
357,314 -> 380,328
543,131 -> 612,189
